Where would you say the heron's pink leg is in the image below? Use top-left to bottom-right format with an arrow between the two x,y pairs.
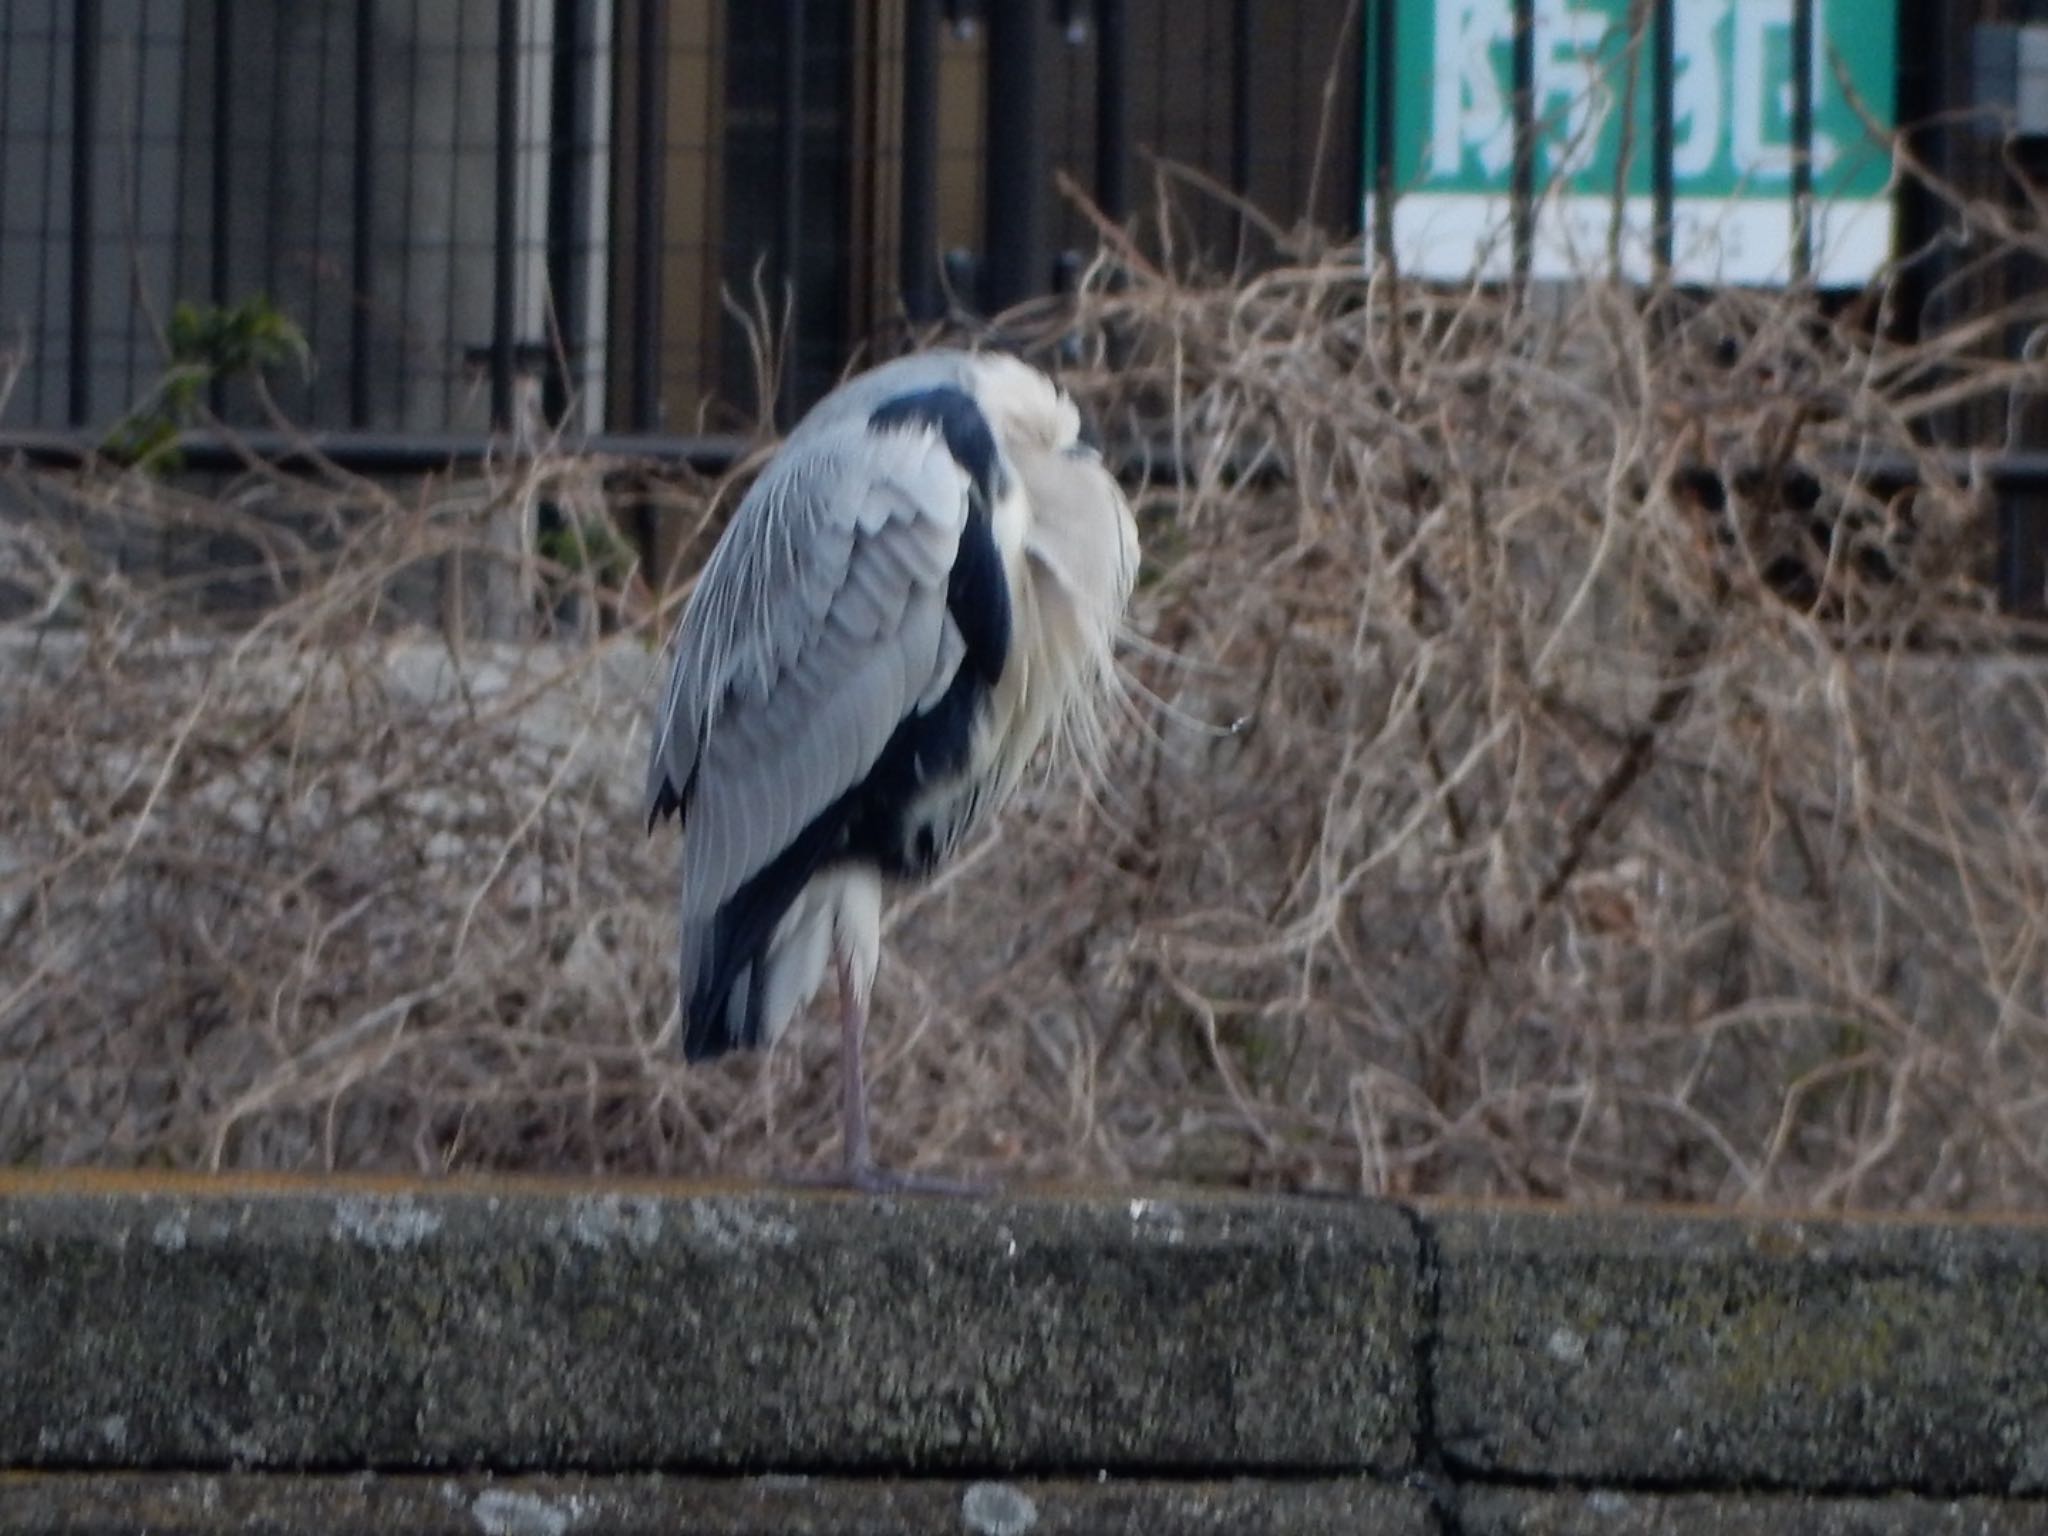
819,950 -> 986,1196
835,948 -> 874,1181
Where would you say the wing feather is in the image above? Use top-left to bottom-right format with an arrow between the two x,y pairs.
649,418 -> 974,923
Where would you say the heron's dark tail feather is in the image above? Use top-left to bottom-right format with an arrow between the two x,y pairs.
647,774 -> 684,833
681,812 -> 842,1062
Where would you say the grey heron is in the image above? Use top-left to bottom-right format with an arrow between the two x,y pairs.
645,350 -> 1138,1189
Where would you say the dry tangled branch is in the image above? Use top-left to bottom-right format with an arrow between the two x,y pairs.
7,170 -> 2048,1210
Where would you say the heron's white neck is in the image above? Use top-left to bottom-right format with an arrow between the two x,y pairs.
986,442 -> 1136,799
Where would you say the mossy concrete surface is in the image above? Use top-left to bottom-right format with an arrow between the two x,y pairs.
0,1182 -> 1416,1474
12,1179 -> 2048,1526
1433,1207 -> 2048,1495
0,1473 -> 1434,1536
1459,1489 -> 2048,1535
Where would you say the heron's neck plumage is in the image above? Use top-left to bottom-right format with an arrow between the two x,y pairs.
986,443 -> 1133,803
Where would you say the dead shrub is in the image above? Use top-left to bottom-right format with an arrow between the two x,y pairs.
7,176 -> 2048,1209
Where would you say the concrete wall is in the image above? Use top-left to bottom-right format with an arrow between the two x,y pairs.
5,1176 -> 2048,1533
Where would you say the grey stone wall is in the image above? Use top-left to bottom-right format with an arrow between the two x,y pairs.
5,1181 -> 2048,1533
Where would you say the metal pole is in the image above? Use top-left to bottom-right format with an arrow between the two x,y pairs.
0,425 -> 748,475
545,0 -> 586,424
983,0 -> 1046,313
1367,0 -> 1396,261
1231,0 -> 1253,266
2000,496 -> 2046,614
1095,0 -> 1129,226
1789,0 -> 1814,283
776,0 -> 805,424
901,0 -> 941,322
350,2 -> 376,428
69,0 -> 101,427
1510,0 -> 1535,290
1651,0 -> 1673,281
491,0 -> 521,431
631,0 -> 666,432
209,0 -> 234,416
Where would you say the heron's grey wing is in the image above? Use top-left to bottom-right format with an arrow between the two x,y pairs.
645,418 -> 978,1047
646,423 -> 968,838
682,463 -> 966,914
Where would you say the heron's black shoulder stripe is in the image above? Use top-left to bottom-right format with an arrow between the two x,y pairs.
868,385 -> 1004,506
947,487 -> 1010,688
868,385 -> 1010,686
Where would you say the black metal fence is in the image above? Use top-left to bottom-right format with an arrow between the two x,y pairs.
2,0 -> 2046,603
0,0 -> 1357,461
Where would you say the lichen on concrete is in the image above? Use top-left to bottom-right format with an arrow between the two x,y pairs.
1430,1206 -> 2048,1495
0,1472 -> 1434,1535
13,1178 -> 2048,1511
1461,1488 -> 2048,1535
0,1185 -> 1417,1475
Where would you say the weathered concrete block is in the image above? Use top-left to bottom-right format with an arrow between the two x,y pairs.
1431,1207 -> 2048,1494
0,1181 -> 1417,1473
0,1472 -> 1436,1536
1460,1488 -> 2048,1534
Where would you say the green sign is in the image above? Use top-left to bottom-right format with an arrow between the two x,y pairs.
1373,0 -> 1897,285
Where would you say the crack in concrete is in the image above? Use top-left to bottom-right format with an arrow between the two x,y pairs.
1395,1201 -> 1465,1536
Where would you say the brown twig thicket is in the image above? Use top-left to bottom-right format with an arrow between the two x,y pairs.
7,177 -> 2048,1210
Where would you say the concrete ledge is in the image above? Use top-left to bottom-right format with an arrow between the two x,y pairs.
1459,1489 -> 2048,1535
10,1176 -> 2048,1520
0,1474 -> 1433,1536
0,1181 -> 1416,1474
1432,1207 -> 2048,1495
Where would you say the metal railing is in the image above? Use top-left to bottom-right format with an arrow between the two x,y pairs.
0,1 -> 2043,606
0,0 -> 1351,465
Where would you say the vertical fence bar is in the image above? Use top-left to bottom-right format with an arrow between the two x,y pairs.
983,0 -> 1045,314
263,9 -> 289,331
901,0 -> 940,323
1510,0 -> 1535,290
209,0 -> 233,416
776,0 -> 805,425
631,0 -> 667,431
491,0 -> 520,431
302,0 -> 337,424
1651,0 -> 1674,281
0,7 -> 10,295
2000,492 -> 2047,614
1095,0 -> 1129,226
1789,0 -> 1814,283
28,2 -> 56,420
545,0 -> 585,424
1367,0 -> 1396,261
69,0 -> 102,427
1231,0 -> 1253,266
350,2 -> 376,428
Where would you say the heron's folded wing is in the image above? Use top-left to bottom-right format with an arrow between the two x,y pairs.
650,421 -> 975,927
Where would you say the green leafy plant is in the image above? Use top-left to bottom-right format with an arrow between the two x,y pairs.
103,296 -> 310,469
537,508 -> 637,591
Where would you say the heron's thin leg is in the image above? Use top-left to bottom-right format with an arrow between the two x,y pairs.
835,948 -> 873,1180
809,947 -> 986,1198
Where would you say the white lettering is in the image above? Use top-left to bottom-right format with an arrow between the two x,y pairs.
1671,0 -> 1726,178
1731,0 -> 1838,182
1534,0 -> 1612,180
1432,0 -> 1516,179
1732,0 -> 1792,178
